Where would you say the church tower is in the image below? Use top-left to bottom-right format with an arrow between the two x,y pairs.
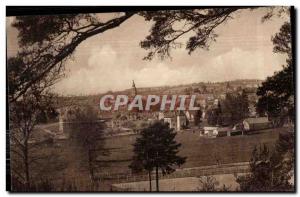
132,80 -> 137,96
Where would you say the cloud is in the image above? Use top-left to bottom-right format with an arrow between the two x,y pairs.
7,9 -> 288,96
52,8 -> 288,96
200,47 -> 285,81
54,44 -> 286,96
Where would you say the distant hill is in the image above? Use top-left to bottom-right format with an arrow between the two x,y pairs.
54,79 -> 263,108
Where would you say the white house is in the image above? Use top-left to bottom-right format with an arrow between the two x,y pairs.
203,126 -> 218,137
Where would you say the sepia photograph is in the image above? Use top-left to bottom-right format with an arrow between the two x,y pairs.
6,6 -> 295,192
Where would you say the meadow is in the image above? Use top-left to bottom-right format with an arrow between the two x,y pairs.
99,127 -> 288,175
20,126 -> 289,191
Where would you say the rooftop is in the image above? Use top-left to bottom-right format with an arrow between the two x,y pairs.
244,117 -> 269,124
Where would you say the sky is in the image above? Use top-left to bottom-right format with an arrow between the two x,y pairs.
6,8 -> 290,96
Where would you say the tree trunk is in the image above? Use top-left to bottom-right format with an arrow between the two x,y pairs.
88,148 -> 94,181
148,170 -> 152,191
88,148 -> 96,190
24,143 -> 30,189
271,170 -> 274,188
155,166 -> 159,192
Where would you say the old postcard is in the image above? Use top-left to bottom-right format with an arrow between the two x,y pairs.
6,6 -> 295,192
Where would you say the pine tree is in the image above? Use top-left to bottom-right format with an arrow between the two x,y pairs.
236,133 -> 294,191
129,121 -> 186,191
194,105 -> 202,126
240,89 -> 249,119
256,22 -> 294,125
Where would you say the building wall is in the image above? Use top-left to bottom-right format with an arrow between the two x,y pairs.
164,118 -> 174,129
243,120 -> 270,131
177,115 -> 187,131
243,121 -> 250,131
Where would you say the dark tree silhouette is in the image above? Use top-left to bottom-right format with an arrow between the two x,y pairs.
10,12 -> 135,102
256,21 -> 293,125
140,8 -> 248,60
222,91 -> 249,125
8,51 -> 61,191
129,121 -> 186,191
207,107 -> 218,126
68,105 -> 108,184
194,107 -> 203,126
9,89 -> 56,189
272,22 -> 291,57
237,132 -> 294,191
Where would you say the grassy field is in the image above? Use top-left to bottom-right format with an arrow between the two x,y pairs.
20,126 -> 289,191
98,127 -> 289,174
112,175 -> 240,191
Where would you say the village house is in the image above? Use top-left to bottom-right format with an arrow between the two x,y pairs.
202,126 -> 218,137
201,126 -> 232,137
160,111 -> 188,131
242,117 -> 271,131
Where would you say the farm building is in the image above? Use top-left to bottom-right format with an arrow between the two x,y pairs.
203,126 -> 218,137
202,126 -> 232,137
217,127 -> 232,137
243,117 -> 271,131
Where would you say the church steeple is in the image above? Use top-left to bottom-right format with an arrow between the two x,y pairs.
132,80 -> 137,96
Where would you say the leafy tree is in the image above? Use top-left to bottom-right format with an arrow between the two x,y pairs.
256,63 -> 294,125
221,91 -> 249,125
256,21 -> 294,126
129,121 -> 186,191
198,176 -> 220,191
236,132 -> 294,191
197,176 -> 230,191
272,22 -> 292,58
207,103 -> 222,126
206,108 -> 217,126
8,51 -> 60,191
241,90 -> 250,118
9,89 -> 56,189
216,102 -> 223,125
10,13 -> 135,103
194,107 -> 203,126
68,106 -> 108,184
139,8 -> 251,60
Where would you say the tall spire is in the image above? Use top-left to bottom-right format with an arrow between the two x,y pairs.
132,80 -> 137,96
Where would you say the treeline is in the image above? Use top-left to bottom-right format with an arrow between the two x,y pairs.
207,90 -> 249,126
